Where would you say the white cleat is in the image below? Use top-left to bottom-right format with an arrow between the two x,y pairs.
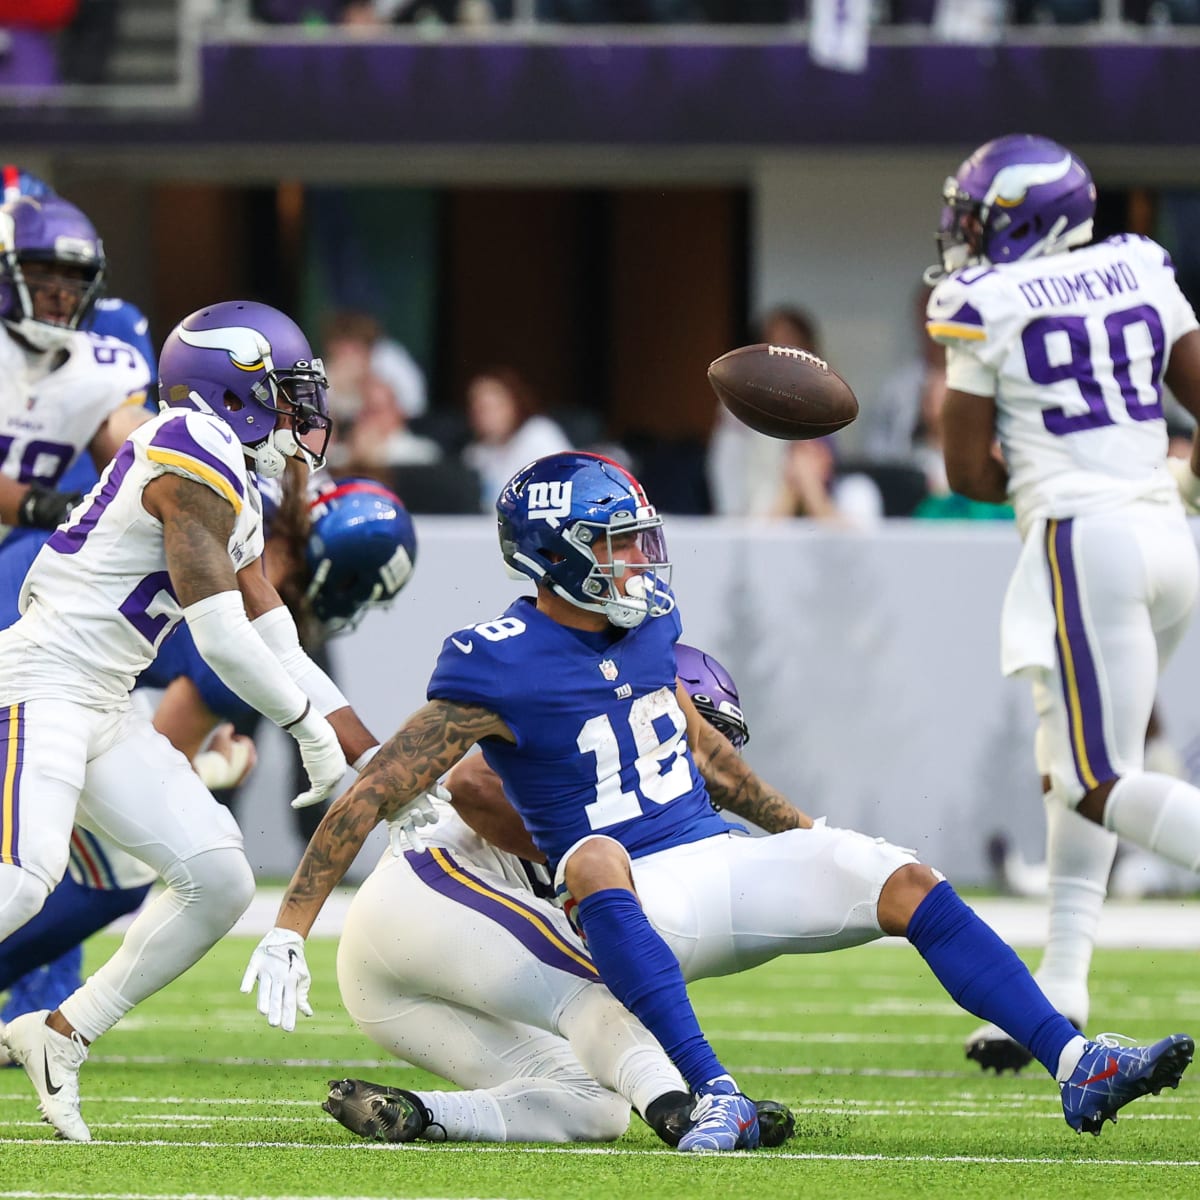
1,1009 -> 91,1141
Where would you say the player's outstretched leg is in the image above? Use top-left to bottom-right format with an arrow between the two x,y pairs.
1060,1033 -> 1193,1135
0,1010 -> 91,1141
900,875 -> 1193,1132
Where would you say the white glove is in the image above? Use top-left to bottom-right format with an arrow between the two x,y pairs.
1166,455 -> 1200,515
240,926 -> 313,1032
388,783 -> 448,856
287,705 -> 348,809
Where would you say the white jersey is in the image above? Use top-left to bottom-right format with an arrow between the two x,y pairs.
927,235 -> 1200,534
0,409 -> 263,709
0,324 -> 150,542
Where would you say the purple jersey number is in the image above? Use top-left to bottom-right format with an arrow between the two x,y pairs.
1030,304 -> 1166,436
0,434 -> 75,488
118,569 -> 178,647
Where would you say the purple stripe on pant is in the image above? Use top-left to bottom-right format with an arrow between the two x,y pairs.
0,702 -> 24,867
1048,518 -> 1116,787
406,846 -> 597,982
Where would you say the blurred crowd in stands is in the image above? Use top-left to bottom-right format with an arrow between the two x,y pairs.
247,1 -> 1200,28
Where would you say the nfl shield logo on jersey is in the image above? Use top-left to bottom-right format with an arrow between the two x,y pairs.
599,659 -> 619,681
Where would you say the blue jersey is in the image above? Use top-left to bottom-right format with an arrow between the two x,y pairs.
89,298 -> 156,380
427,595 -> 731,868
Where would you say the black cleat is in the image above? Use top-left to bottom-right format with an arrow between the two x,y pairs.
965,1025 -> 1036,1075
322,1077 -> 444,1143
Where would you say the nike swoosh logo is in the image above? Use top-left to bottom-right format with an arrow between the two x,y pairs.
287,949 -> 297,968
43,1048 -> 62,1096
1080,1057 -> 1120,1087
214,426 -> 233,444
451,637 -> 473,654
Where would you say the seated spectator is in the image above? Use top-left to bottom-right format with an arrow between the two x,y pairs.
708,304 -> 820,516
328,372 -> 442,478
322,309 -> 427,433
861,282 -> 947,485
461,367 -> 572,511
771,436 -> 884,528
909,368 -> 1013,521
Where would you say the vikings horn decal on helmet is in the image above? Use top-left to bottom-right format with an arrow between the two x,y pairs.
305,477 -> 418,634
0,195 -> 107,352
497,451 -> 673,629
157,300 -> 332,478
927,133 -> 1096,283
675,643 -> 750,751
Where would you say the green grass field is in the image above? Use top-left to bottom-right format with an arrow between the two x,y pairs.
1,929 -> 1197,1200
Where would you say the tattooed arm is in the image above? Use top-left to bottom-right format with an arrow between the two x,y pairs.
146,472 -> 239,604
677,681 -> 812,833
274,699 -> 514,936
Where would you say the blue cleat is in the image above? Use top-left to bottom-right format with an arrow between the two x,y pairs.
1061,1033 -> 1193,1135
677,1076 -> 760,1153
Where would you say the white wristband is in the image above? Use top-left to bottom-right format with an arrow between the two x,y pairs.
352,744 -> 381,773
252,606 -> 350,717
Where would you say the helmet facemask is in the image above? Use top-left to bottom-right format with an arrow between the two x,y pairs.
2,249 -> 105,352
246,361 -> 332,478
561,509 -> 674,629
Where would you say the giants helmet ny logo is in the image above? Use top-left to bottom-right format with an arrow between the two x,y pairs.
527,480 -> 572,522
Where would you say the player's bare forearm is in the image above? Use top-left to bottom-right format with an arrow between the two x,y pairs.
150,475 -> 239,606
694,722 -> 812,832
275,699 -> 512,934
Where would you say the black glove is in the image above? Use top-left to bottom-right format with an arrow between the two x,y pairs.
17,483 -> 84,531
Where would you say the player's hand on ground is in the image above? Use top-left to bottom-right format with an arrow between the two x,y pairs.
388,784 -> 447,856
240,926 -> 313,1031
192,723 -> 257,790
287,706 -> 348,808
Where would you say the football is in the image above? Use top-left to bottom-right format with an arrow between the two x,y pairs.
707,343 -> 859,440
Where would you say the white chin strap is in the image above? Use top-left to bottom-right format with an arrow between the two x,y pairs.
8,317 -> 74,353
249,427 -> 320,479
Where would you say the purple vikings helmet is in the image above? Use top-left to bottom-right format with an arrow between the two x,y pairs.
0,195 -> 107,351
498,451 -> 673,629
157,300 -> 332,478
929,134 -> 1096,281
676,643 -> 749,750
305,477 -> 418,634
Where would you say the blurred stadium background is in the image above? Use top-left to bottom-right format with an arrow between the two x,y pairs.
5,1 -> 1200,888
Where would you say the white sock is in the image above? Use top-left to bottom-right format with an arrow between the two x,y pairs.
1055,1035 -> 1088,1083
419,1089 -> 506,1141
1104,772 -> 1200,872
1035,802 -> 1117,1027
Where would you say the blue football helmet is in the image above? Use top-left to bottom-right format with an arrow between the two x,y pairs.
0,195 -> 107,352
305,477 -> 418,634
497,451 -> 673,629
928,133 -> 1096,282
158,300 -> 331,477
2,164 -> 53,203
676,643 -> 749,750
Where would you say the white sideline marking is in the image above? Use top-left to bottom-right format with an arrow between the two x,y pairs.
0,1141 -> 1198,1167
0,1194 -> 519,1200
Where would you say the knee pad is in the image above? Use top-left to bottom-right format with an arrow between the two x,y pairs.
161,846 -> 255,927
0,864 -> 52,940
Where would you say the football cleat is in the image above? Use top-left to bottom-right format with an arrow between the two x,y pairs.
0,1010 -> 91,1141
322,1078 -> 445,1143
677,1076 -> 760,1153
964,1021 -> 1035,1074
647,1090 -> 794,1148
1060,1032 -> 1193,1135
